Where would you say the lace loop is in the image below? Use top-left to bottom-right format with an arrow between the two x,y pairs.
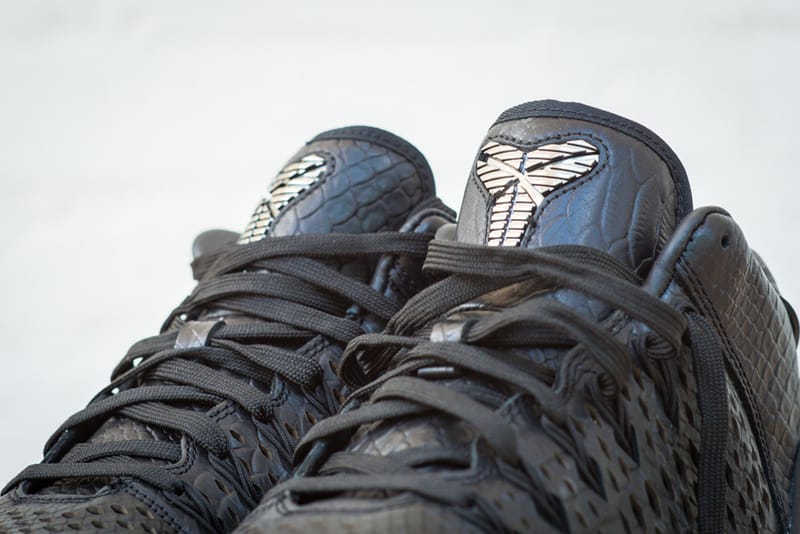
7,232 -> 429,498
279,241 -> 688,513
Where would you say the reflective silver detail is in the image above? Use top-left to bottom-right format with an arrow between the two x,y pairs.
476,139 -> 600,247
416,366 -> 458,378
429,319 -> 469,342
174,320 -> 222,349
238,154 -> 327,244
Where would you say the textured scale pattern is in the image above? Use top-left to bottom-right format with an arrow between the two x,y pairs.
0,492 -> 178,533
710,234 -> 800,495
674,211 -> 800,522
84,135 -> 434,459
661,278 -> 778,533
351,415 -> 474,457
340,112 -> 685,473
237,498 -> 484,534
265,139 -> 431,238
724,380 -> 775,532
241,213 -> 795,533
237,104 -> 800,533
0,127 -> 451,533
476,139 -> 599,247
239,154 -> 327,244
458,116 -> 680,288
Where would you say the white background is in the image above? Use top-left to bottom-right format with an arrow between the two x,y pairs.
0,0 -> 798,484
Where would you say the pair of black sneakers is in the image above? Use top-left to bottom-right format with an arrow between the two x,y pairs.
2,100 -> 798,534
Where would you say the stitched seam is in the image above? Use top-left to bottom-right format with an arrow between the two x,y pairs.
654,208 -> 728,301
166,438 -> 197,477
495,103 -> 688,221
9,484 -> 116,505
499,105 -> 674,166
309,127 -> 434,195
487,131 -> 609,210
655,208 -> 786,527
680,259 -> 787,526
466,162 -> 492,243
124,482 -> 187,533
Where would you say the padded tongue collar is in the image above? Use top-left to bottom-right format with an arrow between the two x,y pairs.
456,100 -> 692,277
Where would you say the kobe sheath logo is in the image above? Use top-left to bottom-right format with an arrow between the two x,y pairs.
476,139 -> 600,247
238,154 -> 327,244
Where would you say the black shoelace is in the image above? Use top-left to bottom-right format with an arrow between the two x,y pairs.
4,232 -> 431,522
274,240 -> 727,533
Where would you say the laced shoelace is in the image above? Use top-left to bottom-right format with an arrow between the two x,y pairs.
271,240 -> 732,532
3,233 -> 432,517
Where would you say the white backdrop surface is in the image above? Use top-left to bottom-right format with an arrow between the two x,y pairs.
1,0 -> 798,484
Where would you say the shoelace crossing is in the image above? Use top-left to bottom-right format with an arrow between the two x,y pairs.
272,240 -> 731,532
4,232 -> 431,525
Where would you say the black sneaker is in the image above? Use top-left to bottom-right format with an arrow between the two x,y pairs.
236,101 -> 800,533
0,126 -> 454,533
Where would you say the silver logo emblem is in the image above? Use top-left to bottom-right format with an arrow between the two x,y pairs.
476,139 -> 600,247
238,154 -> 327,244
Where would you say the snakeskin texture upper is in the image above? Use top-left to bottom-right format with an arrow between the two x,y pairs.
457,111 -> 682,278
0,126 -> 455,534
257,130 -> 435,238
649,207 -> 800,529
344,108 -> 688,463
234,101 -> 800,534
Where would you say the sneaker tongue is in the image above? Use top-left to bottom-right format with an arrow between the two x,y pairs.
456,100 -> 692,276
238,126 -> 436,242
